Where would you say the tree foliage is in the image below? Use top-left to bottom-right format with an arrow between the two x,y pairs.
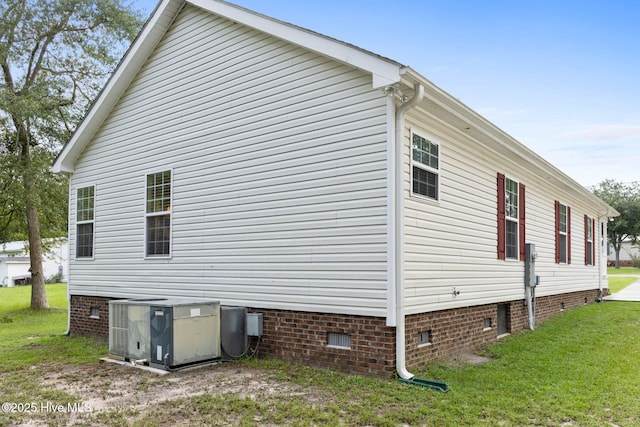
0,0 -> 143,307
1,146 -> 68,241
591,179 -> 640,268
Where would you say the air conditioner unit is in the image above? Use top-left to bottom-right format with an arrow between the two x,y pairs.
109,299 -> 153,362
109,299 -> 220,370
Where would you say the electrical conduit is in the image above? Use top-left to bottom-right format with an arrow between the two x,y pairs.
525,285 -> 535,330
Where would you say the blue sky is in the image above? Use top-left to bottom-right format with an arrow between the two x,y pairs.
134,0 -> 639,188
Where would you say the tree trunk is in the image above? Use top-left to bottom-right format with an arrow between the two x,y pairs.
27,202 -> 48,308
613,241 -> 622,270
16,120 -> 49,309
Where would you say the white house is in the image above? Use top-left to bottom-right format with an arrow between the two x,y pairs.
53,0 -> 617,377
608,240 -> 640,266
0,239 -> 68,286
0,254 -> 30,287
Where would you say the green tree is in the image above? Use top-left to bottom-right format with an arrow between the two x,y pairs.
0,146 -> 68,241
591,179 -> 640,268
0,0 -> 143,308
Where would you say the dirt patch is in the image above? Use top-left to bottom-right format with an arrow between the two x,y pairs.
32,360 -> 310,424
446,351 -> 495,367
44,361 -> 299,404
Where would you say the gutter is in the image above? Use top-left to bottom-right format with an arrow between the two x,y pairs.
393,83 -> 424,380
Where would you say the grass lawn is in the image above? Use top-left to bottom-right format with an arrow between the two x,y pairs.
607,266 -> 640,293
608,266 -> 640,275
1,284 -> 639,426
0,284 -> 105,369
608,276 -> 638,293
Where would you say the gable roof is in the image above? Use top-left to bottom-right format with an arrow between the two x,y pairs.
52,0 -> 404,174
52,0 -> 617,218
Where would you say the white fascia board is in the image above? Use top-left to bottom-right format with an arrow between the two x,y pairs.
52,0 -> 183,173
400,67 -> 617,217
189,0 -> 402,88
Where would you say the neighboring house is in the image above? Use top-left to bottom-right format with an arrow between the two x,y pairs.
52,0 -> 617,377
0,239 -> 68,286
0,255 -> 30,287
608,240 -> 640,266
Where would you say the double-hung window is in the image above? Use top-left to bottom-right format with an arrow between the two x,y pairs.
555,201 -> 570,264
76,186 -> 95,258
145,170 -> 172,257
411,133 -> 439,201
497,174 -> 525,261
585,215 -> 595,266
504,178 -> 519,260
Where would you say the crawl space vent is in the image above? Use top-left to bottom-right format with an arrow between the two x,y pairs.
327,332 -> 351,349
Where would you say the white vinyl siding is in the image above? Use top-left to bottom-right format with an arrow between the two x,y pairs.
402,112 -> 604,315
65,3 -> 609,321
67,5 -> 388,317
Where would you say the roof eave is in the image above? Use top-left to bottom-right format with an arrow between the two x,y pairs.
52,0 -> 403,173
399,68 -> 618,216
53,0 -> 184,173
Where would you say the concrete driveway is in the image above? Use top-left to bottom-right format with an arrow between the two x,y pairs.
604,275 -> 640,302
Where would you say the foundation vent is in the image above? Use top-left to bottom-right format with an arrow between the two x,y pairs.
327,332 -> 351,349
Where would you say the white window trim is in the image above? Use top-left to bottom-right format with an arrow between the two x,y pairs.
586,215 -> 594,266
144,169 -> 173,259
75,184 -> 96,260
558,202 -> 568,264
409,130 -> 441,203
504,176 -> 519,261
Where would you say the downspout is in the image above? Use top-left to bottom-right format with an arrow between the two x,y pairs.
63,172 -> 72,336
526,286 -> 535,330
597,213 -> 608,301
394,83 -> 424,380
524,243 -> 536,330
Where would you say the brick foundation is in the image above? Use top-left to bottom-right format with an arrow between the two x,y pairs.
405,289 -> 601,369
69,295 -> 111,338
252,309 -> 396,377
70,288 -> 603,377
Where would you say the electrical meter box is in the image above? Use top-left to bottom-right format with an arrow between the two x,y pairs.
524,243 -> 538,288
